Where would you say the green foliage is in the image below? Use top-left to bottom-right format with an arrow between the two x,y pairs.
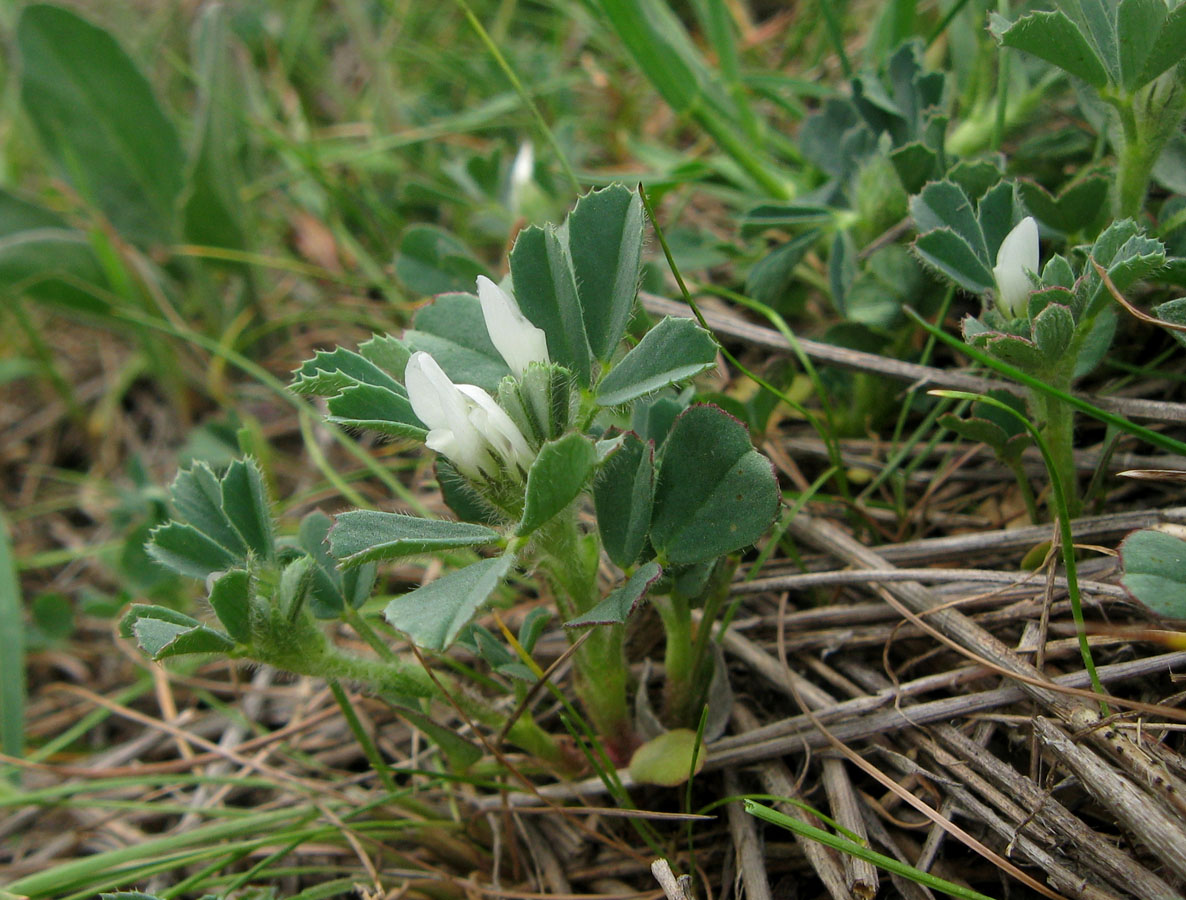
1120,529 -> 1186,618
595,316 -> 719,406
17,4 -> 185,244
384,555 -> 514,651
329,512 -> 500,568
649,406 -> 781,565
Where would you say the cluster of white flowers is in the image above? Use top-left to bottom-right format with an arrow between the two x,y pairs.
993,216 -> 1039,317
405,276 -> 550,481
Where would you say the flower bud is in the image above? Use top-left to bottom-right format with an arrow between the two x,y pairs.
404,351 -> 534,481
476,275 -> 550,377
993,216 -> 1039,317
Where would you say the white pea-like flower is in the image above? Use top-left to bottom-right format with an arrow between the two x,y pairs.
476,275 -> 550,377
993,216 -> 1039,317
404,351 -> 534,481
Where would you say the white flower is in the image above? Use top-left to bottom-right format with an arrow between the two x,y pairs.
476,275 -> 550,377
993,216 -> 1039,317
405,351 -> 533,480
507,141 -> 535,213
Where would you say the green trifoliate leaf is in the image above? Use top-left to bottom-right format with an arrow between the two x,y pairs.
385,555 -> 513,650
990,10 -> 1109,90
596,317 -> 718,407
593,432 -> 655,568
1120,529 -> 1186,618
518,433 -> 596,536
650,405 -> 780,565
565,561 -> 662,627
565,185 -> 644,361
329,510 -> 501,568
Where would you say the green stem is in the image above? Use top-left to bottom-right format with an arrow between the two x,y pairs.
538,512 -> 633,754
932,391 -> 1108,714
1035,388 -> 1080,520
1004,457 -> 1041,525
655,594 -> 693,726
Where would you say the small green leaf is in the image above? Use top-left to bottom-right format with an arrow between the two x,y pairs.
326,383 -> 427,440
358,333 -> 411,378
330,511 -> 500,568
148,522 -> 239,579
566,185 -> 645,361
208,569 -> 251,643
404,293 -> 510,392
384,555 -> 513,650
220,459 -> 274,562
1153,297 -> 1186,349
744,230 -> 821,310
1032,303 -> 1075,362
123,606 -> 234,659
889,142 -> 940,194
509,225 -> 592,385
181,4 -> 247,254
0,192 -> 108,312
18,4 -> 185,243
985,334 -> 1046,372
650,405 -> 780,565
1117,0 -> 1168,91
1018,176 -> 1109,237
912,229 -> 995,294
1137,2 -> 1186,87
992,10 -> 1109,90
628,728 -> 705,786
911,181 -> 989,262
170,463 -> 248,558
594,432 -> 655,568
518,434 -> 596,536
394,225 -> 487,296
565,561 -> 662,627
596,317 -> 718,406
945,158 -> 1005,200
291,347 -> 404,396
1120,529 -> 1186,618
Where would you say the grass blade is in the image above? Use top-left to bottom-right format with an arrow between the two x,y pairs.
0,507 -> 24,785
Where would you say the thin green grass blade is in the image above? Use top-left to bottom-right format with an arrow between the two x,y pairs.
931,390 -> 1108,713
0,507 -> 24,785
746,800 -> 1000,900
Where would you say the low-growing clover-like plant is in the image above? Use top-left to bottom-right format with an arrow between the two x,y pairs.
912,178 -> 1168,517
125,186 -> 781,775
294,185 -> 781,763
